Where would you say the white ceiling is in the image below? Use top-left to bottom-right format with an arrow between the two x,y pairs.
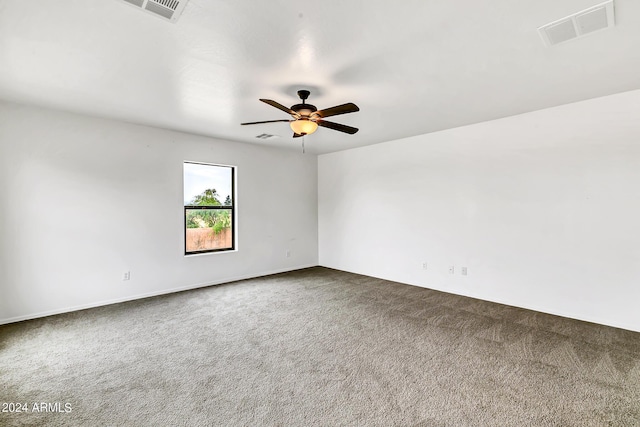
1,0 -> 640,154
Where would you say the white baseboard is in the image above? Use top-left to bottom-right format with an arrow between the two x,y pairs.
424,284 -> 640,333
319,264 -> 640,333
0,264 -> 318,326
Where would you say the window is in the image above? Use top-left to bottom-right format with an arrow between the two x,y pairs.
184,162 -> 235,255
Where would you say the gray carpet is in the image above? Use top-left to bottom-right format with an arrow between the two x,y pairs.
1,267 -> 639,426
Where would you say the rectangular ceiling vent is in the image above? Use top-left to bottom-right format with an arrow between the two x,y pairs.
255,134 -> 279,140
120,0 -> 189,23
538,0 -> 615,47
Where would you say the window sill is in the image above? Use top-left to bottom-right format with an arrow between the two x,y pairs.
184,249 -> 238,258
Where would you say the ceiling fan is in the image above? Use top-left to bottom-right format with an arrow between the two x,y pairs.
241,90 -> 359,138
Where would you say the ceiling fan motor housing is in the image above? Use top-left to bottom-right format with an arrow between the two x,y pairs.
291,103 -> 318,117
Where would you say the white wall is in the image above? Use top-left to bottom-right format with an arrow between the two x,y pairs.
319,90 -> 640,332
0,101 -> 318,324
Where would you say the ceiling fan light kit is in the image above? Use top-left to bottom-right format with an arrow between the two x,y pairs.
290,119 -> 318,135
241,90 -> 359,139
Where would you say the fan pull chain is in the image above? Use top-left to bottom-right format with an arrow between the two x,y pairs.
302,136 -> 305,154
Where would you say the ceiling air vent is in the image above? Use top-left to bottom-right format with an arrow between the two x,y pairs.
538,0 -> 615,46
255,134 -> 279,140
119,0 -> 189,23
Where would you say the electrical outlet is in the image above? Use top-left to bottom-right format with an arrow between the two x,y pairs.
461,267 -> 468,276
422,262 -> 428,270
448,266 -> 455,274
122,271 -> 130,281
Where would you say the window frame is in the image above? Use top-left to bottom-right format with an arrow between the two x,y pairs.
183,161 -> 236,256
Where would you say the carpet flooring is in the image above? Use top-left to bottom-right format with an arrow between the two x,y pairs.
1,267 -> 639,426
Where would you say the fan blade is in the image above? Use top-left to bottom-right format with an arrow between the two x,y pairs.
315,102 -> 359,118
260,99 -> 297,116
241,119 -> 290,125
317,120 -> 359,134
293,133 -> 303,138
